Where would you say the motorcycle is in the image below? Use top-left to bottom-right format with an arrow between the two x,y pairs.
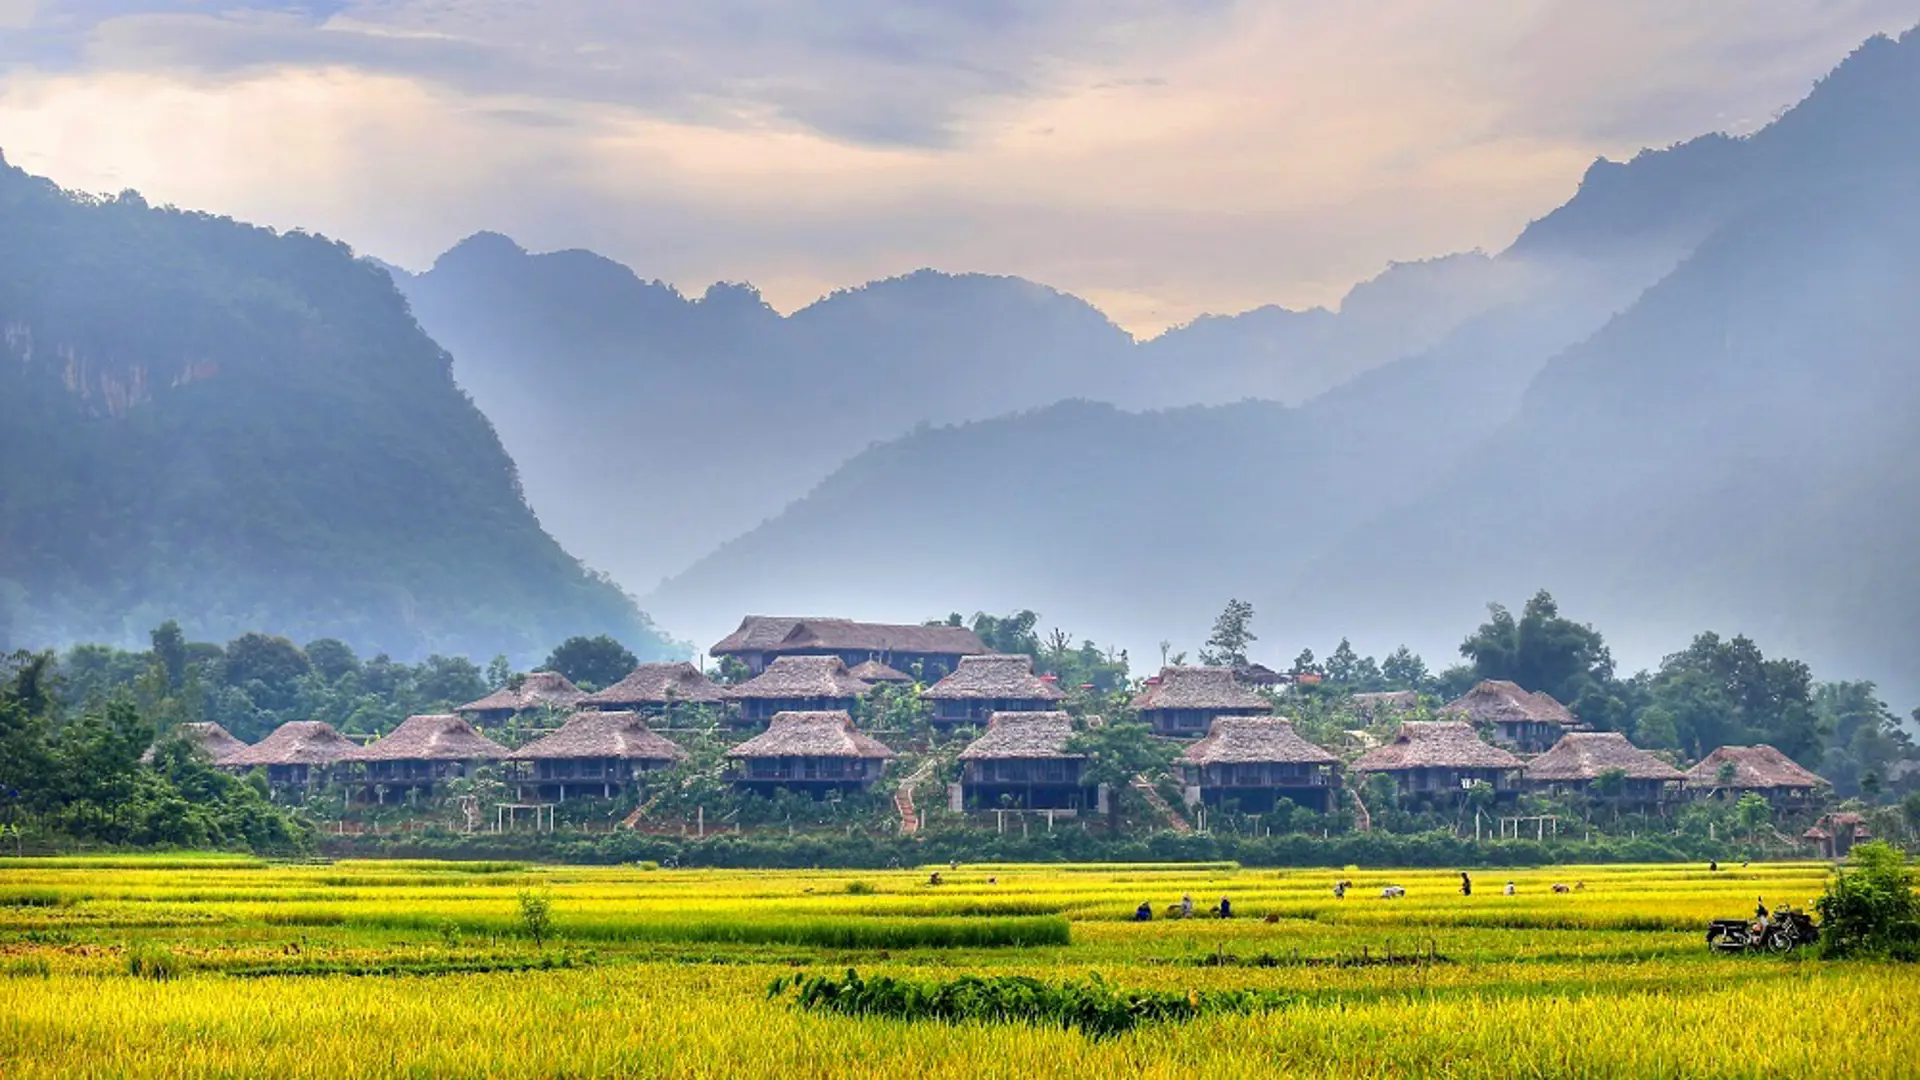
1707,905 -> 1819,954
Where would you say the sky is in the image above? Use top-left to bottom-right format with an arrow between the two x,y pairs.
3,1 -> 1917,334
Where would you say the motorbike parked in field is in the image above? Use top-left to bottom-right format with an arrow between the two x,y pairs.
1707,903 -> 1819,954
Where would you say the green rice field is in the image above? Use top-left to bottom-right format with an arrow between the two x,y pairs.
1,856 -> 1914,1077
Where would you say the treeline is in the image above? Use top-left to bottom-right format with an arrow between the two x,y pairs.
1205,590 -> 1915,803
0,653 -> 307,851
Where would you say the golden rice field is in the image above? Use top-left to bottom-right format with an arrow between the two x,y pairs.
2,856 -> 1915,1078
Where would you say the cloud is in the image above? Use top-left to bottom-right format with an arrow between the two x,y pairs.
2,1 -> 1917,331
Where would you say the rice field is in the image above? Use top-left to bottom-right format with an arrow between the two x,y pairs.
2,856 -> 1914,1077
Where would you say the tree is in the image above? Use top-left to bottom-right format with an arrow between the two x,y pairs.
150,621 -> 190,693
1199,600 -> 1256,668
1732,792 -> 1772,841
542,635 -> 638,691
303,638 -> 360,683
1644,633 -> 1821,763
1380,646 -> 1429,691
1816,842 -> 1920,958
1066,716 -> 1176,832
969,611 -> 1041,658
1324,639 -> 1361,686
1459,591 -> 1615,713
485,654 -> 513,691
1290,649 -> 1321,677
223,633 -> 311,689
517,886 -> 555,949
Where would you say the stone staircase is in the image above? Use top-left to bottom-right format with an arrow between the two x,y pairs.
894,757 -> 942,836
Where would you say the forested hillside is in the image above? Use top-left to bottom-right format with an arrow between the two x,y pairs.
646,28 -> 1920,703
0,155 -> 678,663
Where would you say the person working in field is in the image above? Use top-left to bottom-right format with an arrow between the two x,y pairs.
1134,901 -> 1153,922
1459,872 -> 1472,897
1333,880 -> 1348,899
1216,896 -> 1232,918
1180,894 -> 1194,919
1504,881 -> 1516,896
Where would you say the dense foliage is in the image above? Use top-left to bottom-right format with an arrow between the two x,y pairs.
0,652 -> 307,852
1817,842 -> 1920,959
0,155 -> 678,665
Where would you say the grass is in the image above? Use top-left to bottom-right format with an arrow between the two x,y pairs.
0,857 -> 1914,1077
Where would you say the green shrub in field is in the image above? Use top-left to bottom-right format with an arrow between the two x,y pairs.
517,887 -> 554,948
844,881 -> 876,895
0,888 -> 68,908
769,968 -> 1294,1038
3,956 -> 52,978
1818,842 -> 1920,959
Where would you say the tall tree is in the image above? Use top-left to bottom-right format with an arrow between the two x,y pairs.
1200,599 -> 1256,667
1066,716 -> 1176,832
1380,646 -> 1430,691
542,635 -> 638,691
1459,591 -> 1616,714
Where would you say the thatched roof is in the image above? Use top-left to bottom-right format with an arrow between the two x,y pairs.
1684,745 -> 1827,791
848,660 -> 916,684
1523,732 -> 1684,782
1349,690 -> 1420,717
1349,721 -> 1523,772
143,722 -> 248,765
1130,666 -> 1269,712
455,671 -> 586,715
723,712 -> 895,759
508,711 -> 687,762
711,616 -> 986,658
1443,680 -> 1577,727
723,656 -> 872,700
957,712 -> 1087,761
1179,717 -> 1338,767
923,654 -> 1065,701
344,714 -> 510,763
580,663 -> 725,709
223,721 -> 357,768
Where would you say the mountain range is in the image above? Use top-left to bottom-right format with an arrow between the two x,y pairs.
0,155 -> 679,662
637,27 -> 1920,700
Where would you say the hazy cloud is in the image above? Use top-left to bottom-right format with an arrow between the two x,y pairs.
2,1 -> 1917,330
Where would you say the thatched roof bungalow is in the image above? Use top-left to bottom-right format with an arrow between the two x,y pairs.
723,656 -> 873,723
455,671 -> 587,725
1684,745 -> 1827,805
1178,717 -> 1340,812
1523,732 -> 1683,807
579,662 -> 725,714
1350,721 -> 1523,800
1130,666 -> 1270,737
922,654 -> 1065,726
343,714 -> 510,801
221,721 -> 357,791
954,712 -> 1104,813
711,616 -> 986,678
507,711 -> 686,802
724,711 -> 894,794
847,659 -> 916,685
143,722 -> 248,765
1806,811 -> 1871,858
1442,680 -> 1581,753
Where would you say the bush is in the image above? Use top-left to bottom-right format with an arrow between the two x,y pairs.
516,886 -> 554,948
1816,842 -> 1920,959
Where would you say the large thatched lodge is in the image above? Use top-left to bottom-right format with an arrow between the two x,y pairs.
169,614 -> 1843,828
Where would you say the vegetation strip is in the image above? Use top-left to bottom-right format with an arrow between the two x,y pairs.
770,968 -> 1297,1038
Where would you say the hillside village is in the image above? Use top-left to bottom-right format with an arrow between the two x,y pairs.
148,615 -> 1891,858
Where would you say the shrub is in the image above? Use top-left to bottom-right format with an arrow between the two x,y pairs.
516,886 -> 554,949
1816,842 -> 1920,959
844,881 -> 875,895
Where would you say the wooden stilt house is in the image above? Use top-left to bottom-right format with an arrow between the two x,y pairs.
953,712 -> 1105,813
220,721 -> 356,794
1349,721 -> 1523,802
342,714 -> 510,803
578,662 -> 726,717
723,656 -> 873,724
1522,732 -> 1683,809
454,671 -> 587,727
1178,717 -> 1341,812
922,654 -> 1065,727
506,711 -> 686,802
723,711 -> 895,796
1130,666 -> 1270,738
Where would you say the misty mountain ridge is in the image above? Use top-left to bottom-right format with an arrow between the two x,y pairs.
0,153 -> 679,663
396,232 -> 1542,589
644,26 -> 1920,703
